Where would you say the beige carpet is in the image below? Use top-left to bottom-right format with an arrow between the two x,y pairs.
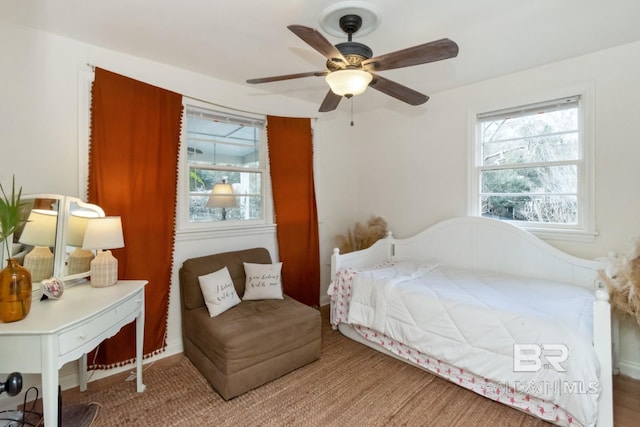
62,311 -> 551,427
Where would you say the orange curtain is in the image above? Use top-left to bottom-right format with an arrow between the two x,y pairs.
88,68 -> 182,368
267,116 -> 320,307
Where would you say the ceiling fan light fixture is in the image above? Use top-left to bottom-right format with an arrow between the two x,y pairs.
325,69 -> 373,97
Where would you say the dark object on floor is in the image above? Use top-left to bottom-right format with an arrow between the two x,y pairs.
19,402 -> 100,427
14,386 -> 100,427
0,373 -> 22,397
60,402 -> 101,426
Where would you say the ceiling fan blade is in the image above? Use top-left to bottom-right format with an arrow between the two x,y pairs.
287,25 -> 348,65
362,38 -> 459,72
247,71 -> 327,84
318,90 -> 342,112
369,73 -> 429,106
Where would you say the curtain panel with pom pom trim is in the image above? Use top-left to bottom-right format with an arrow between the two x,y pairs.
88,68 -> 182,368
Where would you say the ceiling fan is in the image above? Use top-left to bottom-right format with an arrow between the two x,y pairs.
246,14 -> 459,112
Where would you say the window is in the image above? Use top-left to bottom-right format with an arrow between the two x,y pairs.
181,103 -> 268,227
469,93 -> 595,241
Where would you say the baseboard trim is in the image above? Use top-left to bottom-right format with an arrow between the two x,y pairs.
319,294 -> 330,307
0,342 -> 184,413
60,341 -> 184,388
618,359 -> 640,379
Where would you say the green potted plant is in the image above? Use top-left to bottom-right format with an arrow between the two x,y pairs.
0,176 -> 32,322
0,176 -> 27,258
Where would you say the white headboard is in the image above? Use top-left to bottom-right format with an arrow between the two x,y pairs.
332,216 -> 604,290
331,233 -> 393,280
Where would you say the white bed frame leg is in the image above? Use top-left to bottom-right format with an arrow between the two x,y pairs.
330,248 -> 341,327
612,315 -> 620,375
594,289 -> 613,427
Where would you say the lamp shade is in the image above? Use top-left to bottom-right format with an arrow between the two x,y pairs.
207,182 -> 237,208
18,209 -> 57,247
325,69 -> 373,97
82,216 -> 124,250
66,211 -> 100,247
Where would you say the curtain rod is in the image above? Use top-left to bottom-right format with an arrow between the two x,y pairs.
85,63 -> 318,120
183,95 -> 319,121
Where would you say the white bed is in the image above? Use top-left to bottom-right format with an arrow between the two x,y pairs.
328,216 -> 612,427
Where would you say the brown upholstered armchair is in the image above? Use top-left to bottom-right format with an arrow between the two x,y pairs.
179,247 -> 321,400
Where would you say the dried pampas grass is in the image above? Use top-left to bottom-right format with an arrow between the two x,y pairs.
598,237 -> 640,327
335,216 -> 388,254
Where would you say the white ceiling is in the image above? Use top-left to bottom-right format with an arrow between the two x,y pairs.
3,0 -> 640,112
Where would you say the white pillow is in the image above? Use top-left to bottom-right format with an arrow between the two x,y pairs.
242,262 -> 284,300
198,266 -> 241,317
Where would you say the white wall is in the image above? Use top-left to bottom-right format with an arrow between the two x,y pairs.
348,40 -> 640,375
2,19 -> 640,408
0,21 -> 354,408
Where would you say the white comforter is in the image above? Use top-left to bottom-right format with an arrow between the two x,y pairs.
346,261 -> 600,427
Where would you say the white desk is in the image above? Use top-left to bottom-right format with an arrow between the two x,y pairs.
0,280 -> 147,426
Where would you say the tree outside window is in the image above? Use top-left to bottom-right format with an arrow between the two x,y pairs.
476,96 -> 582,226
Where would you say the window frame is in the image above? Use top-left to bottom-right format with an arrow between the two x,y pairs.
176,98 -> 274,233
467,85 -> 596,242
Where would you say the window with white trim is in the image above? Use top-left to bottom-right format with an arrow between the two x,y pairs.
470,94 -> 595,239
181,103 -> 268,227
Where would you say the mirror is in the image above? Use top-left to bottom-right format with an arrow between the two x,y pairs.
63,198 -> 105,282
6,195 -> 63,290
0,195 -> 104,290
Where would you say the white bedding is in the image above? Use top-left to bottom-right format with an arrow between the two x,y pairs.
343,261 -> 600,427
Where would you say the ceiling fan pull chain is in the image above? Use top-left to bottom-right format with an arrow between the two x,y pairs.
350,97 -> 355,126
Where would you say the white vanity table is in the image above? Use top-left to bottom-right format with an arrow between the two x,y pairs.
0,280 -> 147,426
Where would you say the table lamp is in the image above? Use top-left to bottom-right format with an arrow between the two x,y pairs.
207,179 -> 237,220
66,211 -> 98,275
82,216 -> 124,288
19,209 -> 57,282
